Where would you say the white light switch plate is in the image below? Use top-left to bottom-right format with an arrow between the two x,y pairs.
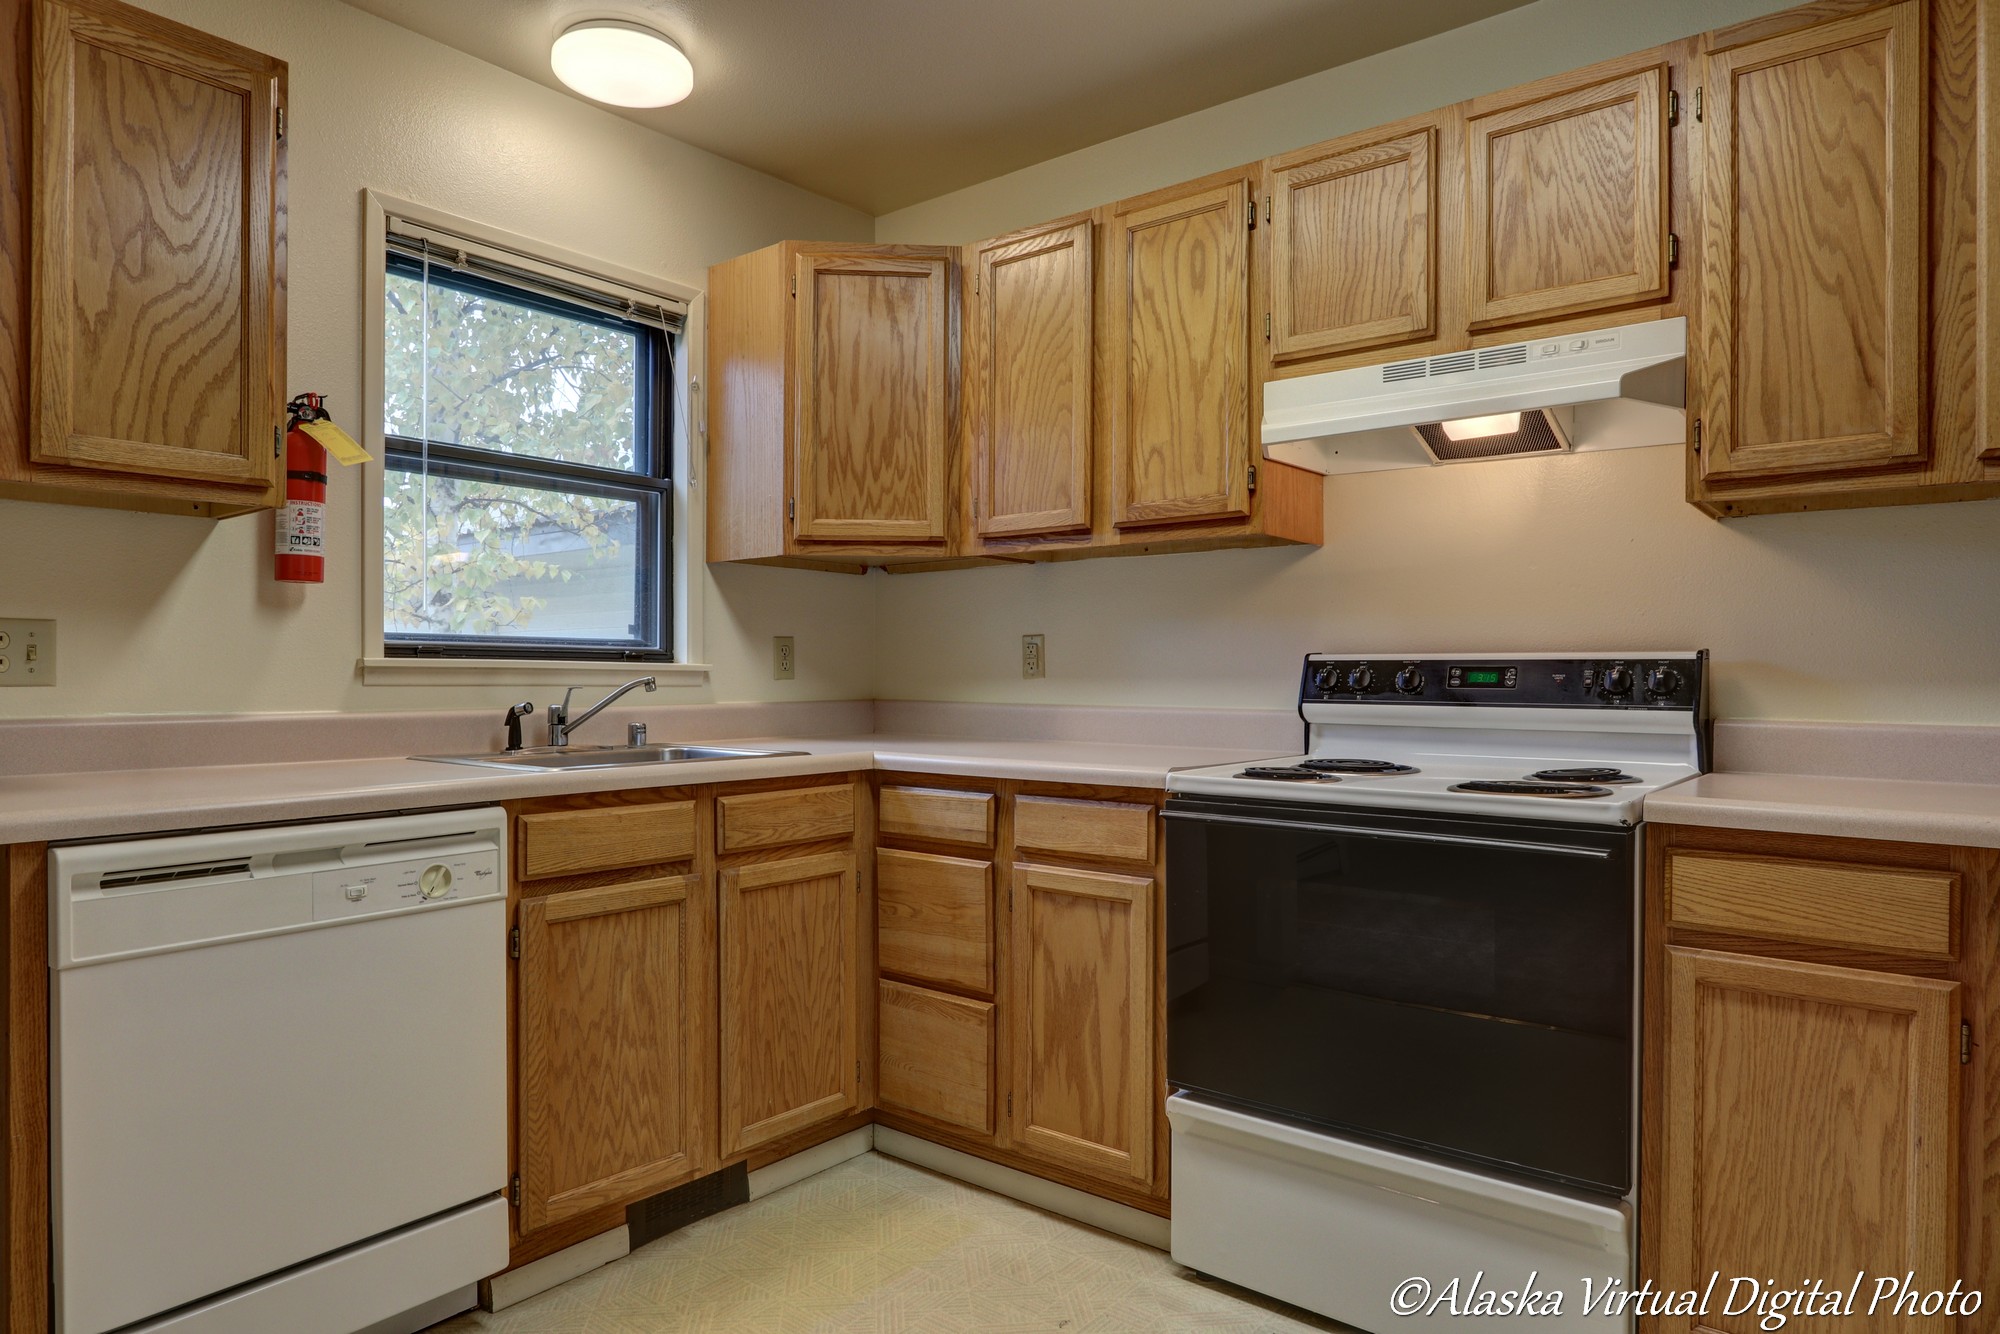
0,618 -> 56,686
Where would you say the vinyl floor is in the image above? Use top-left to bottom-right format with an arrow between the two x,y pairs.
430,1151 -> 1354,1332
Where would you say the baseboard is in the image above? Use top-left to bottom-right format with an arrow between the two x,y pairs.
873,1126 -> 1172,1251
748,1125 -> 876,1199
483,1226 -> 629,1312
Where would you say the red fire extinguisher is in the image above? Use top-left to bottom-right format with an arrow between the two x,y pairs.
276,393 -> 331,584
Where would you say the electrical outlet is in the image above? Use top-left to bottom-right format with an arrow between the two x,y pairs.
1022,634 -> 1046,680
773,636 -> 795,681
0,618 -> 56,686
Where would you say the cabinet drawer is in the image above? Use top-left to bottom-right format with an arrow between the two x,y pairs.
1013,796 -> 1154,864
517,801 -> 695,879
1666,850 -> 1957,958
879,785 -> 995,848
878,848 -> 994,994
717,784 -> 855,853
878,979 -> 995,1135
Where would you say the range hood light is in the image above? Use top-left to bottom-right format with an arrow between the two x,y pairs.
1438,412 -> 1523,442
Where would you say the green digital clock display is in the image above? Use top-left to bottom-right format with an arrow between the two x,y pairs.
1463,669 -> 1504,685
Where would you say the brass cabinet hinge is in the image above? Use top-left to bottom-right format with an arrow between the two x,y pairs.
1247,463 -> 1258,493
508,926 -> 520,959
272,424 -> 282,458
857,1059 -> 863,1082
1695,87 -> 1704,122
1264,194 -> 1272,224
275,107 -> 285,141
788,496 -> 796,523
509,1174 -> 522,1208
1669,233 -> 1679,267
790,275 -> 797,297
1963,1021 -> 1973,1065
1264,311 -> 1271,339
1006,1092 -> 1013,1117
1667,90 -> 1679,127
1248,197 -> 1256,230
1692,418 -> 1703,454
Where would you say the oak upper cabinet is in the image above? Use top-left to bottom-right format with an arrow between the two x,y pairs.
1465,57 -> 1671,331
515,874 -> 714,1235
707,241 -> 954,567
1100,171 -> 1255,530
1693,2 -> 1927,488
719,845 -> 863,1156
2,0 -> 285,516
963,217 -> 1094,549
1266,116 -> 1443,364
1653,949 -> 1958,1331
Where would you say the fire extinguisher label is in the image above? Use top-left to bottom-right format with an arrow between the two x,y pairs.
277,501 -> 326,557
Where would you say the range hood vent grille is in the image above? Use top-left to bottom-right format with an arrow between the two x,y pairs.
1415,409 -> 1568,462
1380,342 -> 1533,387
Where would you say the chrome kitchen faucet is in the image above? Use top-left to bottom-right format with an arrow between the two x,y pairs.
546,676 -> 657,747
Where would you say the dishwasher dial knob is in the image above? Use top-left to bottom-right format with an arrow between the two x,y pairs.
1393,666 -> 1426,696
1601,665 -> 1635,699
1345,664 -> 1377,693
1645,667 -> 1683,699
419,864 -> 454,900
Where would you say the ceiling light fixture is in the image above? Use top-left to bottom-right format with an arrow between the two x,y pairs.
550,19 -> 693,108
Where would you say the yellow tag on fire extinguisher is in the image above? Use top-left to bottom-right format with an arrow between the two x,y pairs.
299,420 -> 372,466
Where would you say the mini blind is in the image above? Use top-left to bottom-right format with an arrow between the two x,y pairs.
385,216 -> 687,334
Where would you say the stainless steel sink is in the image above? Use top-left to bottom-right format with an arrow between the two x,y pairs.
413,744 -> 807,772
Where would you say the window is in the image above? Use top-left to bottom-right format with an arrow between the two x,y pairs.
380,223 -> 683,661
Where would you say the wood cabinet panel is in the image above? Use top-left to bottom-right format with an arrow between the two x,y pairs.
1667,849 -> 1957,958
29,0 -> 282,494
517,801 -> 694,880
793,251 -> 950,543
878,979 -> 995,1135
1269,125 -> 1436,359
877,785 -> 995,848
968,218 -> 1092,539
1102,178 -> 1252,529
517,875 -> 711,1233
1467,64 -> 1669,328
877,847 -> 993,995
1008,862 -> 1154,1184
1653,947 -> 1957,1333
716,784 -> 855,854
1697,3 -> 1927,483
720,852 -> 861,1155
1013,795 -> 1154,865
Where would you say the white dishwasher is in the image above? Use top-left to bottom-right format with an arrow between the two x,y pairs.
50,808 -> 510,1334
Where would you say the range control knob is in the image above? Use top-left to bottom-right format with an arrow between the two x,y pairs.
1646,667 -> 1683,699
419,864 -> 454,901
1601,665 -> 1635,699
1394,666 -> 1426,696
1312,663 -> 1342,694
1345,664 -> 1377,694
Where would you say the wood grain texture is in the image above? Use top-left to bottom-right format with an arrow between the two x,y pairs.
877,979 -> 995,1135
715,783 -> 855,854
793,250 -> 950,544
705,243 -> 789,563
719,850 -> 861,1155
1654,947 -> 1957,1334
878,784 -> 995,848
1468,62 -> 1669,328
1270,124 -> 1436,358
968,217 -> 1093,540
31,0 -> 278,491
1961,846 -> 2000,1330
1103,176 -> 1252,530
1668,849 -> 1958,958
517,874 -> 710,1233
1008,861 -> 1154,1185
517,800 -> 695,879
1012,795 -> 1153,865
877,846 -> 994,995
1,0 -> 26,478
1698,2 -> 1929,483
1977,0 -> 2000,468
2,844 -> 49,1334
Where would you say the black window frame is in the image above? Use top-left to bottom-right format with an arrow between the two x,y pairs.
382,252 -> 676,663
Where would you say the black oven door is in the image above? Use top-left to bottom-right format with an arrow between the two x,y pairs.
1165,794 -> 1637,1195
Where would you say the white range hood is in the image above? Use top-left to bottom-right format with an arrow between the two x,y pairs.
1262,317 -> 1687,475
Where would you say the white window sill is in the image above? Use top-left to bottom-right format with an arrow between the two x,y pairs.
360,658 -> 711,687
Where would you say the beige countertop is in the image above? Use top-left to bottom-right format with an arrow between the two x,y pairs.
0,734 -> 1280,845
1643,771 -> 2000,849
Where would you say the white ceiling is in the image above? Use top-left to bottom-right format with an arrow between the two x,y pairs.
338,0 -> 1536,215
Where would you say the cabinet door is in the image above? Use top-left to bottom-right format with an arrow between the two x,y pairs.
517,875 -> 712,1234
968,219 -> 1092,539
792,251 -> 949,543
1654,947 -> 1956,1332
720,851 -> 861,1155
1269,126 -> 1436,359
31,0 -> 282,488
1008,862 -> 1154,1184
878,978 -> 995,1136
1103,179 -> 1252,529
1696,4 -> 1926,482
1467,64 -> 1669,328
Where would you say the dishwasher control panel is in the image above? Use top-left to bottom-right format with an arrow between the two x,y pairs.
311,849 -> 498,922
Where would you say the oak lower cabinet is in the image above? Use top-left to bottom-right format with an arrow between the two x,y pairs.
1643,825 -> 1996,1331
1,0 -> 286,517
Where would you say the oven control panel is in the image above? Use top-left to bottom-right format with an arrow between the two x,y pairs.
1301,652 -> 1706,710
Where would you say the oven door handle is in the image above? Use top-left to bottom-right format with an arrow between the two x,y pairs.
1160,808 -> 1614,859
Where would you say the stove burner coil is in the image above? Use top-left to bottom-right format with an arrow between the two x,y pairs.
1528,767 -> 1640,785
1449,780 -> 1613,798
1300,758 -> 1419,775
1237,766 -> 1342,782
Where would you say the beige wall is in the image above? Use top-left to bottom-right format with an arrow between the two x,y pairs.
0,0 -> 878,719
872,0 -> 2000,727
